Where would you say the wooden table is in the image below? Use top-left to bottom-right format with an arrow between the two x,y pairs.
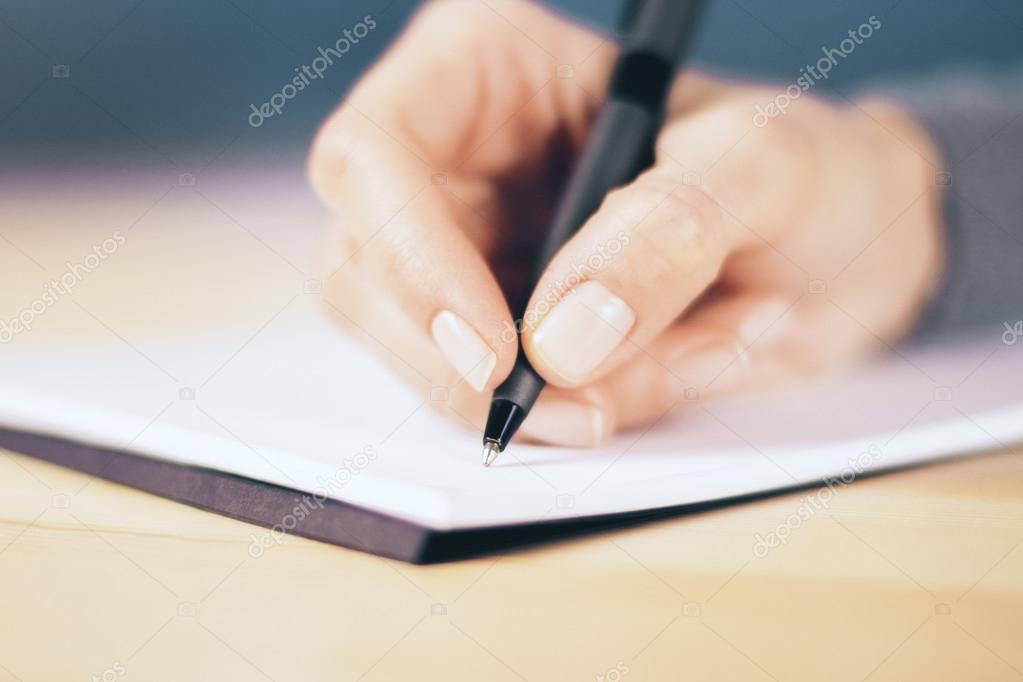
1,444 -> 1020,681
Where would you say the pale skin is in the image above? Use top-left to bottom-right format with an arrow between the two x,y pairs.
308,0 -> 945,448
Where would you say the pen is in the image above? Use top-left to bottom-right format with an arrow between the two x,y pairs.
482,0 -> 707,466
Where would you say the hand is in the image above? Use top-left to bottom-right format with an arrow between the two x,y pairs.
308,0 -> 944,448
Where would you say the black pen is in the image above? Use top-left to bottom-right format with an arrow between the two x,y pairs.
482,0 -> 706,466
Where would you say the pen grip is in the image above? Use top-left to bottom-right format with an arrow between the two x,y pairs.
492,346 -> 545,412
494,100 -> 660,413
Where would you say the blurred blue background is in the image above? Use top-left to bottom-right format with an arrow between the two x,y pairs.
2,0 -> 1021,171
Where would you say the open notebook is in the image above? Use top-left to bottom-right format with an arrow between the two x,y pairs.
0,166 -> 1020,562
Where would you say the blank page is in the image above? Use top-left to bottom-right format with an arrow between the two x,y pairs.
0,167 -> 1019,530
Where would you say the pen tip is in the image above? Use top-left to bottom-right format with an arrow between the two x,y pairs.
482,441 -> 500,467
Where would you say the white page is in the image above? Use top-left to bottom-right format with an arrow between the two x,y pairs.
0,167 -> 1020,530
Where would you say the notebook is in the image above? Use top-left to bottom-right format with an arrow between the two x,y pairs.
1,166 -> 1019,562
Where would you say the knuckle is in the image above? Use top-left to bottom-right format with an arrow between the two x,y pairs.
413,0 -> 495,41
739,90 -> 820,169
632,182 -> 727,281
373,223 -> 429,282
764,115 -> 815,168
597,171 -> 677,236
307,115 -> 359,204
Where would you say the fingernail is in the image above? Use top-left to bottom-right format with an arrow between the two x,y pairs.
430,310 -> 497,392
671,342 -> 748,396
529,281 -> 635,385
519,396 -> 606,447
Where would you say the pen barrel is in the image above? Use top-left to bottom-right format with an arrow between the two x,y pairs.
523,0 -> 707,278
496,78 -> 667,415
619,0 -> 705,64
489,0 -> 706,447
529,99 -> 660,295
493,101 -> 659,418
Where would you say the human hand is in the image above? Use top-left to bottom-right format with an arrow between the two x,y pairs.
308,0 -> 944,448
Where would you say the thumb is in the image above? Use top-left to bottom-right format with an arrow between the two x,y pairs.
521,167 -> 740,387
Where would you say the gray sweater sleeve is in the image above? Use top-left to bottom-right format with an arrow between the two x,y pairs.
872,68 -> 1023,343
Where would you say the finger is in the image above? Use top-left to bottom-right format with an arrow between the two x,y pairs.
318,230 -> 441,392
308,31 -> 518,394
569,289 -> 883,436
655,93 -> 817,236
321,0 -> 617,173
518,87 -> 834,389
319,236 -> 514,433
520,168 -> 738,388
516,385 -> 616,448
321,235 -> 621,448
515,293 -> 769,448
317,205 -> 512,393
307,0 -> 622,394
479,287 -> 866,450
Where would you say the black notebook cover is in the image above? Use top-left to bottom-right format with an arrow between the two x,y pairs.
0,425 -> 808,564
